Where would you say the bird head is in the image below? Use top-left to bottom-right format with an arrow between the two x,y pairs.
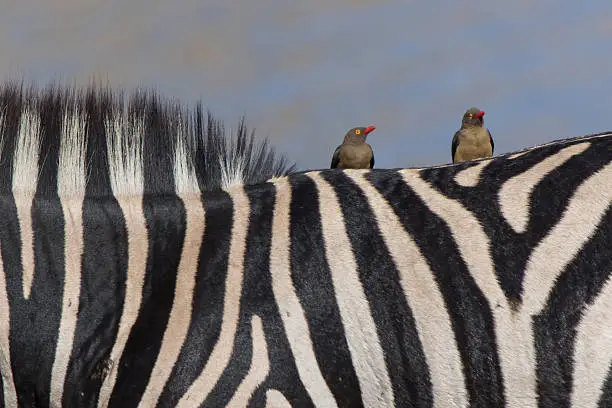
344,125 -> 376,143
462,107 -> 485,127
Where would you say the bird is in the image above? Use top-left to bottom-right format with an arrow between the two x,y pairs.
330,125 -> 376,169
451,107 -> 494,164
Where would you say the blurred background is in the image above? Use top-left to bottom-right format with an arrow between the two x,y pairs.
1,0 -> 611,170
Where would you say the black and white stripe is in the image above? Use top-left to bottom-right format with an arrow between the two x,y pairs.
0,84 -> 611,407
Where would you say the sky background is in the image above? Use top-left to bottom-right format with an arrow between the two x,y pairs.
0,0 -> 611,170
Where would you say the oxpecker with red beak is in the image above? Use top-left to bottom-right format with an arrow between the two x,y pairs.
330,125 -> 376,169
452,107 -> 494,163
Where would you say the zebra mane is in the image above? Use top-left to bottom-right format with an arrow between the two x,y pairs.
0,81 -> 296,197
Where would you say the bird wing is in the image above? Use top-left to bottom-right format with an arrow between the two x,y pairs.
330,145 -> 342,168
451,130 -> 461,162
488,129 -> 494,154
370,150 -> 375,169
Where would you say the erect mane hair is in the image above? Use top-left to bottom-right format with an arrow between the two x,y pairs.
0,81 -> 296,197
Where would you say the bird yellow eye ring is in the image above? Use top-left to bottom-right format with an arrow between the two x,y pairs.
355,129 -> 361,135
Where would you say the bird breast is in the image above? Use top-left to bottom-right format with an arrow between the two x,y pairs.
459,127 -> 488,144
454,127 -> 492,162
339,144 -> 373,168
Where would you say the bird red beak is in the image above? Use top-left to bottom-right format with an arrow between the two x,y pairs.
476,111 -> 485,118
364,125 -> 376,135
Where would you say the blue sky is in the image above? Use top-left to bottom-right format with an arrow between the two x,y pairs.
1,0 -> 611,170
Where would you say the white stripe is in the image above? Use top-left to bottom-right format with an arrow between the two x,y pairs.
521,162 -> 612,408
173,119 -> 199,195
12,108 -> 40,300
507,152 -> 528,160
0,241 -> 17,408
309,171 -> 394,408
98,108 -> 148,408
177,186 -> 250,408
499,142 -> 591,233
139,116 -> 202,406
50,102 -> 88,406
227,315 -> 270,407
522,161 -> 612,313
528,133 -> 610,151
97,196 -> 148,408
14,195 -> 34,299
50,196 -> 85,407
220,148 -> 246,190
572,273 -> 612,407
105,108 -> 144,197
138,193 -> 205,407
266,177 -> 337,408
265,389 -> 292,408
219,125 -> 246,189
400,169 -> 534,408
455,160 -> 492,187
506,133 -> 611,161
57,105 -> 87,197
346,170 -> 467,408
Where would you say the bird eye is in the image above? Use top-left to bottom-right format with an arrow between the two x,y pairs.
355,129 -> 361,135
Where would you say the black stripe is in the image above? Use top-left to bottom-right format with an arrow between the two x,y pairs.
62,195 -> 128,407
598,366 -> 612,407
242,181 -> 313,407
534,207 -> 612,408
141,95 -> 176,195
13,85 -> 66,406
284,174 -> 362,407
526,140 -> 612,239
0,358 -> 4,407
325,170 -> 433,407
0,196 -> 22,404
20,86 -> 65,407
192,107 -> 223,193
0,86 -> 26,405
36,86 -> 62,197
157,190 -> 233,407
198,187 -> 260,407
0,83 -> 22,191
369,170 -> 505,407
108,194 -> 185,406
4,195 -> 65,407
64,88 -> 118,405
83,88 -> 113,197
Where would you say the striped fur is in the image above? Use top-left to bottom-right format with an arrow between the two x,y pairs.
0,127 -> 611,406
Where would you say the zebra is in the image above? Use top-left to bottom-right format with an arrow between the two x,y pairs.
0,81 -> 295,406
0,82 -> 611,407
